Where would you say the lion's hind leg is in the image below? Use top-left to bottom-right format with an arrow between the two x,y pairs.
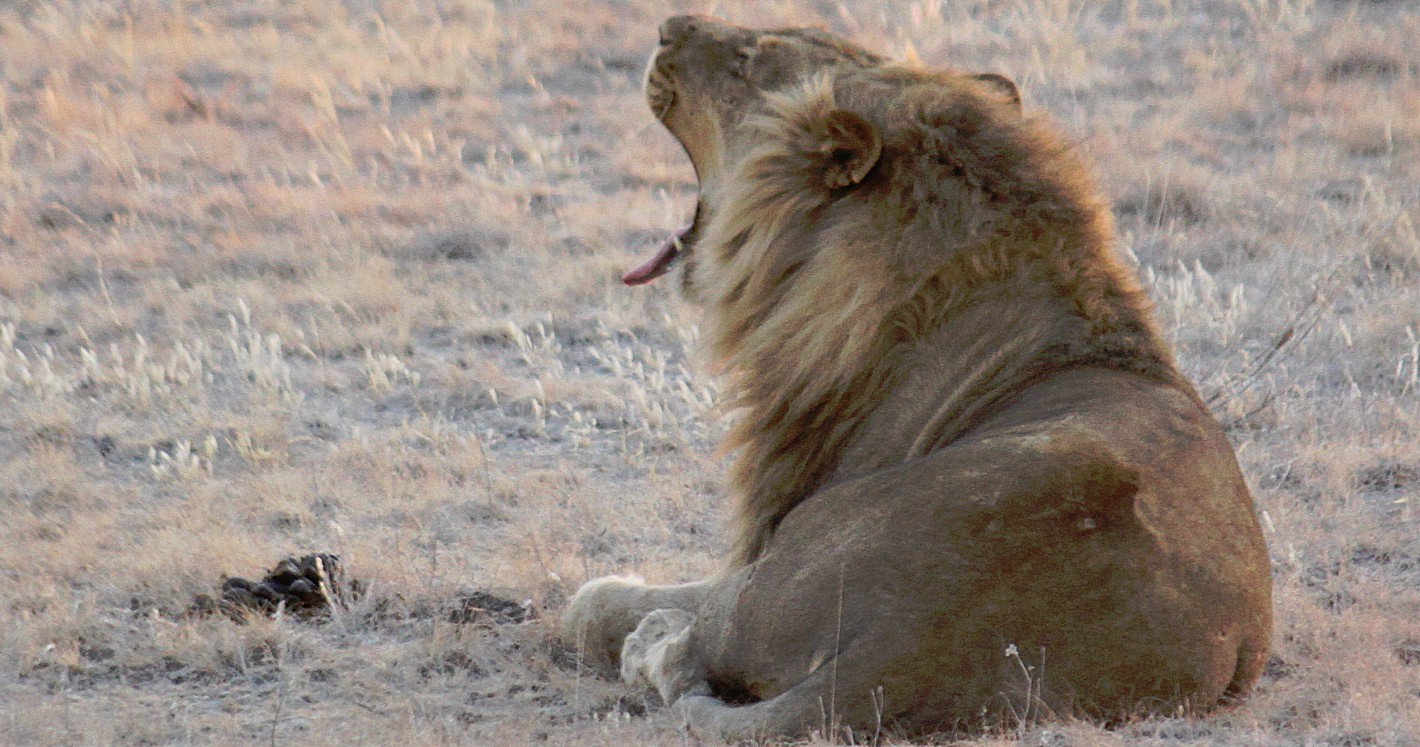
655,635 -> 895,744
671,665 -> 860,743
618,609 -> 818,742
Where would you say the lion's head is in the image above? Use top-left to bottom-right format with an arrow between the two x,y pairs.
626,16 -> 1181,567
625,15 -> 1020,297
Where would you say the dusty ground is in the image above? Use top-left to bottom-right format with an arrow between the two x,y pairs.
1,0 -> 1418,745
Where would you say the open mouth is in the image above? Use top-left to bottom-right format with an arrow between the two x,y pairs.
647,76 -> 675,122
626,55 -> 699,287
645,54 -> 676,122
622,200 -> 701,286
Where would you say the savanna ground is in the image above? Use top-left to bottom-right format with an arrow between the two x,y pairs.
1,0 -> 1418,744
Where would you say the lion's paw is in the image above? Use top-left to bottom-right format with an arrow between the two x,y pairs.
621,608 -> 708,704
561,575 -> 648,676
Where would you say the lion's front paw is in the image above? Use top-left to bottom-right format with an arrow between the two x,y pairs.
561,575 -> 650,676
621,608 -> 708,704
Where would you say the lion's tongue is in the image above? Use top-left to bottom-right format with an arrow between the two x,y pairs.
622,224 -> 690,286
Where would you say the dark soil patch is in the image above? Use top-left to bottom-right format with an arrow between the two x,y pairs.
190,553 -> 536,627
1325,50 -> 1407,81
445,590 -> 535,625
190,553 -> 359,621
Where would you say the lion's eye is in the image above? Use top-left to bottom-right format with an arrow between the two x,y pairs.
733,49 -> 753,77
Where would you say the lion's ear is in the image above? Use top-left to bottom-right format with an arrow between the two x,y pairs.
971,73 -> 1022,116
818,110 -> 882,189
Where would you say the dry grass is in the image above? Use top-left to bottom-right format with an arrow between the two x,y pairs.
1,0 -> 1418,744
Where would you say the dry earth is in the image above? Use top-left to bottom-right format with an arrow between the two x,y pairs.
1,1 -> 1418,745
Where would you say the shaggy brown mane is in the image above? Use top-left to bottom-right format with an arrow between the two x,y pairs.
698,72 -> 1190,568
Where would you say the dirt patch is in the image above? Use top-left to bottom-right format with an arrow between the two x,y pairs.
1354,462 -> 1420,494
190,554 -> 536,626
1325,50 -> 1408,82
445,590 -> 536,625
191,553 -> 358,620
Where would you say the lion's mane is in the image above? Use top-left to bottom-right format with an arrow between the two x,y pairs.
697,72 -> 1189,567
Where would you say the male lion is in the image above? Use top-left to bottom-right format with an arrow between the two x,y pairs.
563,15 -> 1272,741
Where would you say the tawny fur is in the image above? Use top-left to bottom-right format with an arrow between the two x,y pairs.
564,17 -> 1271,740
699,73 -> 1188,567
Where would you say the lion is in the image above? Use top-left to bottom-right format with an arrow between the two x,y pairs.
562,15 -> 1273,741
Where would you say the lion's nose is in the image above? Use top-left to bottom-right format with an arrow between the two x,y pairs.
659,15 -> 698,46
